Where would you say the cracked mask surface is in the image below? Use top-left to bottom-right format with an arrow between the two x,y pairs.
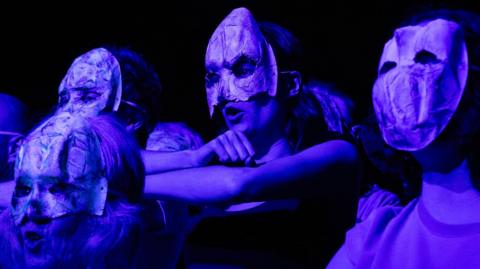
11,113 -> 107,225
146,123 -> 203,152
57,48 -> 122,117
373,19 -> 468,151
205,7 -> 278,117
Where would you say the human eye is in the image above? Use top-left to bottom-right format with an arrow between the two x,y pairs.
49,182 -> 76,195
14,182 -> 32,198
205,71 -> 220,88
76,88 -> 100,103
232,55 -> 257,78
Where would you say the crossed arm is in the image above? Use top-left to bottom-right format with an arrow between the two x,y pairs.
144,139 -> 360,205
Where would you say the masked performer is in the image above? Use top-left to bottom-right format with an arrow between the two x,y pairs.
0,112 -> 144,268
327,10 -> 480,269
144,7 -> 360,268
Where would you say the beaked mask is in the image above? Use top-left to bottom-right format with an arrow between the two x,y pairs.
205,7 -> 278,117
57,48 -> 122,117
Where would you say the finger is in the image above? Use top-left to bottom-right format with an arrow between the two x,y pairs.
212,138 -> 229,162
244,156 -> 257,167
235,131 -> 255,157
218,134 -> 239,162
226,131 -> 249,161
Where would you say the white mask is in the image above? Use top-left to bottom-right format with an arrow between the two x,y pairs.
205,7 -> 278,117
373,19 -> 468,151
11,113 -> 107,225
57,48 -> 122,117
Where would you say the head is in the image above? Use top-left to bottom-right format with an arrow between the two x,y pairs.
205,7 -> 302,143
58,47 -> 163,148
372,10 -> 480,186
8,113 -> 144,268
0,93 -> 29,180
106,46 -> 163,147
57,48 -> 122,118
146,122 -> 203,152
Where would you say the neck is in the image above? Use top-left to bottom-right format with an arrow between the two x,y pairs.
414,141 -> 480,224
252,134 -> 293,163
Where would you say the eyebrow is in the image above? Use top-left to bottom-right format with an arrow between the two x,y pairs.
206,53 -> 256,71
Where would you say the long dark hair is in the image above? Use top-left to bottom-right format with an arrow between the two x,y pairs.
259,22 -> 348,151
106,46 -> 164,148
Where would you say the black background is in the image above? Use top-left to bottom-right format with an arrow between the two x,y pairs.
1,0 -> 478,140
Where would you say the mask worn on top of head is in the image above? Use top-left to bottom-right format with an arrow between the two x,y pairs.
373,19 -> 468,151
57,48 -> 122,117
11,112 -> 107,225
205,7 -> 278,117
146,123 -> 204,152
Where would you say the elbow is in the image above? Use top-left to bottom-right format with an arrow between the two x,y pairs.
335,140 -> 360,167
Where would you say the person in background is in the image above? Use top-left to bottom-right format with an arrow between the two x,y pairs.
327,10 -> 480,269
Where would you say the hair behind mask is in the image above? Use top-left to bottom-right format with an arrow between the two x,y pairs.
0,114 -> 144,268
89,114 -> 145,203
361,10 -> 480,197
259,22 -> 349,151
408,10 -> 480,190
105,46 -> 163,147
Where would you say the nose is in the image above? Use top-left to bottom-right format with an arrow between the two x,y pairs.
218,71 -> 237,102
23,191 -> 51,225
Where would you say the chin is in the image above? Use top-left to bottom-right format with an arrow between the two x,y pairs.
229,123 -> 250,134
24,253 -> 54,269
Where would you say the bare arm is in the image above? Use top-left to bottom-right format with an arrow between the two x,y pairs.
144,165 -> 244,205
239,140 -> 360,201
143,130 -> 255,175
142,149 -> 197,174
144,140 -> 359,205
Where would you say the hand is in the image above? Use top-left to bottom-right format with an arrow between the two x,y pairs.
193,130 -> 255,167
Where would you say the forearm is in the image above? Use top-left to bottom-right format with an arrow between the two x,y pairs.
144,165 -> 245,205
142,150 -> 197,174
144,140 -> 360,205
240,140 -> 360,201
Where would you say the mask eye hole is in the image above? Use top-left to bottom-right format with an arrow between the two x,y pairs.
58,91 -> 69,107
379,61 -> 397,74
49,182 -> 75,195
414,50 -> 441,64
78,89 -> 101,103
232,55 -> 257,78
14,182 -> 31,198
205,71 -> 220,88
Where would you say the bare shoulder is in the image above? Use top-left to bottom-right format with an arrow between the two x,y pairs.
303,139 -> 359,164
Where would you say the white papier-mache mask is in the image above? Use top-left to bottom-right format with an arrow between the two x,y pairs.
205,7 -> 278,117
11,112 -> 107,225
146,122 -> 204,152
57,48 -> 122,117
373,19 -> 469,151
